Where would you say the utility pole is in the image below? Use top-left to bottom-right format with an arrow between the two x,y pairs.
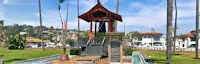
195,0 -> 199,59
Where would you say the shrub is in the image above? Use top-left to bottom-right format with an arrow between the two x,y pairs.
7,34 -> 27,50
124,48 -> 134,56
70,48 -> 81,55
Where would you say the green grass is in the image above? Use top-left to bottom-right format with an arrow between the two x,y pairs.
143,50 -> 200,64
0,47 -> 4,59
3,48 -> 68,64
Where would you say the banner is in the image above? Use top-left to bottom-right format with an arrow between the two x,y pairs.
62,22 -> 66,30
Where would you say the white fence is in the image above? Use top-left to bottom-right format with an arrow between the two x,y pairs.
135,47 -> 199,51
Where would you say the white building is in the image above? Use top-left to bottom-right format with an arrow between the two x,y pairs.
132,32 -> 166,48
175,30 -> 200,49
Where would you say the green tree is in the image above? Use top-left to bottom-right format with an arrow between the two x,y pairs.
7,34 -> 27,50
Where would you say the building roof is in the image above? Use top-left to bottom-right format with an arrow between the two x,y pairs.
26,37 -> 50,43
186,33 -> 195,38
191,29 -> 200,33
139,32 -> 163,35
79,2 -> 122,22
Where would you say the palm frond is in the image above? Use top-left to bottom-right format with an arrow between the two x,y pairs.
58,5 -> 61,10
59,0 -> 65,3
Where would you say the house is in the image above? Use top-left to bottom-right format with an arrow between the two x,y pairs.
26,37 -> 50,48
132,32 -> 166,48
181,30 -> 200,49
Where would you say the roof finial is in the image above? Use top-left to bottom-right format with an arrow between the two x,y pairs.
97,0 -> 100,3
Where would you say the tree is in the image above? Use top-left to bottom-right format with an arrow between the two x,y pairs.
173,0 -> 178,54
58,0 -> 70,54
166,0 -> 173,64
131,31 -> 141,40
38,0 -> 45,51
7,34 -> 27,50
176,34 -> 187,41
195,0 -> 199,59
77,0 -> 80,38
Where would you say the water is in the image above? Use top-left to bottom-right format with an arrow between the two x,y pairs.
132,52 -> 141,64
13,55 -> 76,64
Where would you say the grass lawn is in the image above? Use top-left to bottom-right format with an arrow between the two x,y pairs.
3,48 -> 69,64
143,50 -> 200,64
0,46 -> 4,59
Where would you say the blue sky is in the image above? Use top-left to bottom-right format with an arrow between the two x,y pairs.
2,0 -> 199,35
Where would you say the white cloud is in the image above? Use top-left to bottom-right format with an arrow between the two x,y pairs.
119,0 -> 196,30
4,0 -> 36,5
4,0 -> 8,4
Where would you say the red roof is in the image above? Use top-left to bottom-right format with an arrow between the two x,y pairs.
139,32 -> 163,35
186,33 -> 195,38
79,2 -> 122,22
191,29 -> 200,32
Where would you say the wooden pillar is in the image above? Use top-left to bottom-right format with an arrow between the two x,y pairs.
108,20 -> 113,41
108,20 -> 113,32
108,43 -> 111,63
90,21 -> 93,39
95,20 -> 97,39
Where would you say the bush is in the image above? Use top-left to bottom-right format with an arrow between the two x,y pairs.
70,48 -> 81,55
124,48 -> 133,56
7,34 -> 27,50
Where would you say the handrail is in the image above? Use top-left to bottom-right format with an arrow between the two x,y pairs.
101,37 -> 106,45
138,52 -> 148,64
87,38 -> 92,45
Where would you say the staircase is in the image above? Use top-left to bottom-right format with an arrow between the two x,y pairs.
87,44 -> 102,56
80,37 -> 107,56
111,47 -> 120,62
110,41 -> 121,62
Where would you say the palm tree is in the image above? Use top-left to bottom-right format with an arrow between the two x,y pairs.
195,0 -> 199,59
38,0 -> 45,51
166,0 -> 173,64
173,0 -> 178,54
77,0 -> 80,43
58,0 -> 70,54
113,0 -> 119,32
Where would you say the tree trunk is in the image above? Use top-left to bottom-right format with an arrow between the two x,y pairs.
77,0 -> 80,47
173,0 -> 178,54
195,0 -> 199,59
113,0 -> 120,32
166,0 -> 173,64
38,0 -> 45,51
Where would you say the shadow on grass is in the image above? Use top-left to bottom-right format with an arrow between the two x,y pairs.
151,59 -> 166,64
174,54 -> 182,56
5,58 -> 25,63
193,58 -> 200,59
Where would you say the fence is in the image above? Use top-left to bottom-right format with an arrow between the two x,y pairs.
135,47 -> 200,52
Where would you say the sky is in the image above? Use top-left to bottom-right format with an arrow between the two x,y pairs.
1,0 -> 200,35
0,0 -> 3,20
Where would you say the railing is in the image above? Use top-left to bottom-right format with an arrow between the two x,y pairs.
101,37 -> 106,45
136,47 -> 199,51
132,52 -> 148,64
87,38 -> 92,45
138,52 -> 148,64
86,38 -> 92,54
